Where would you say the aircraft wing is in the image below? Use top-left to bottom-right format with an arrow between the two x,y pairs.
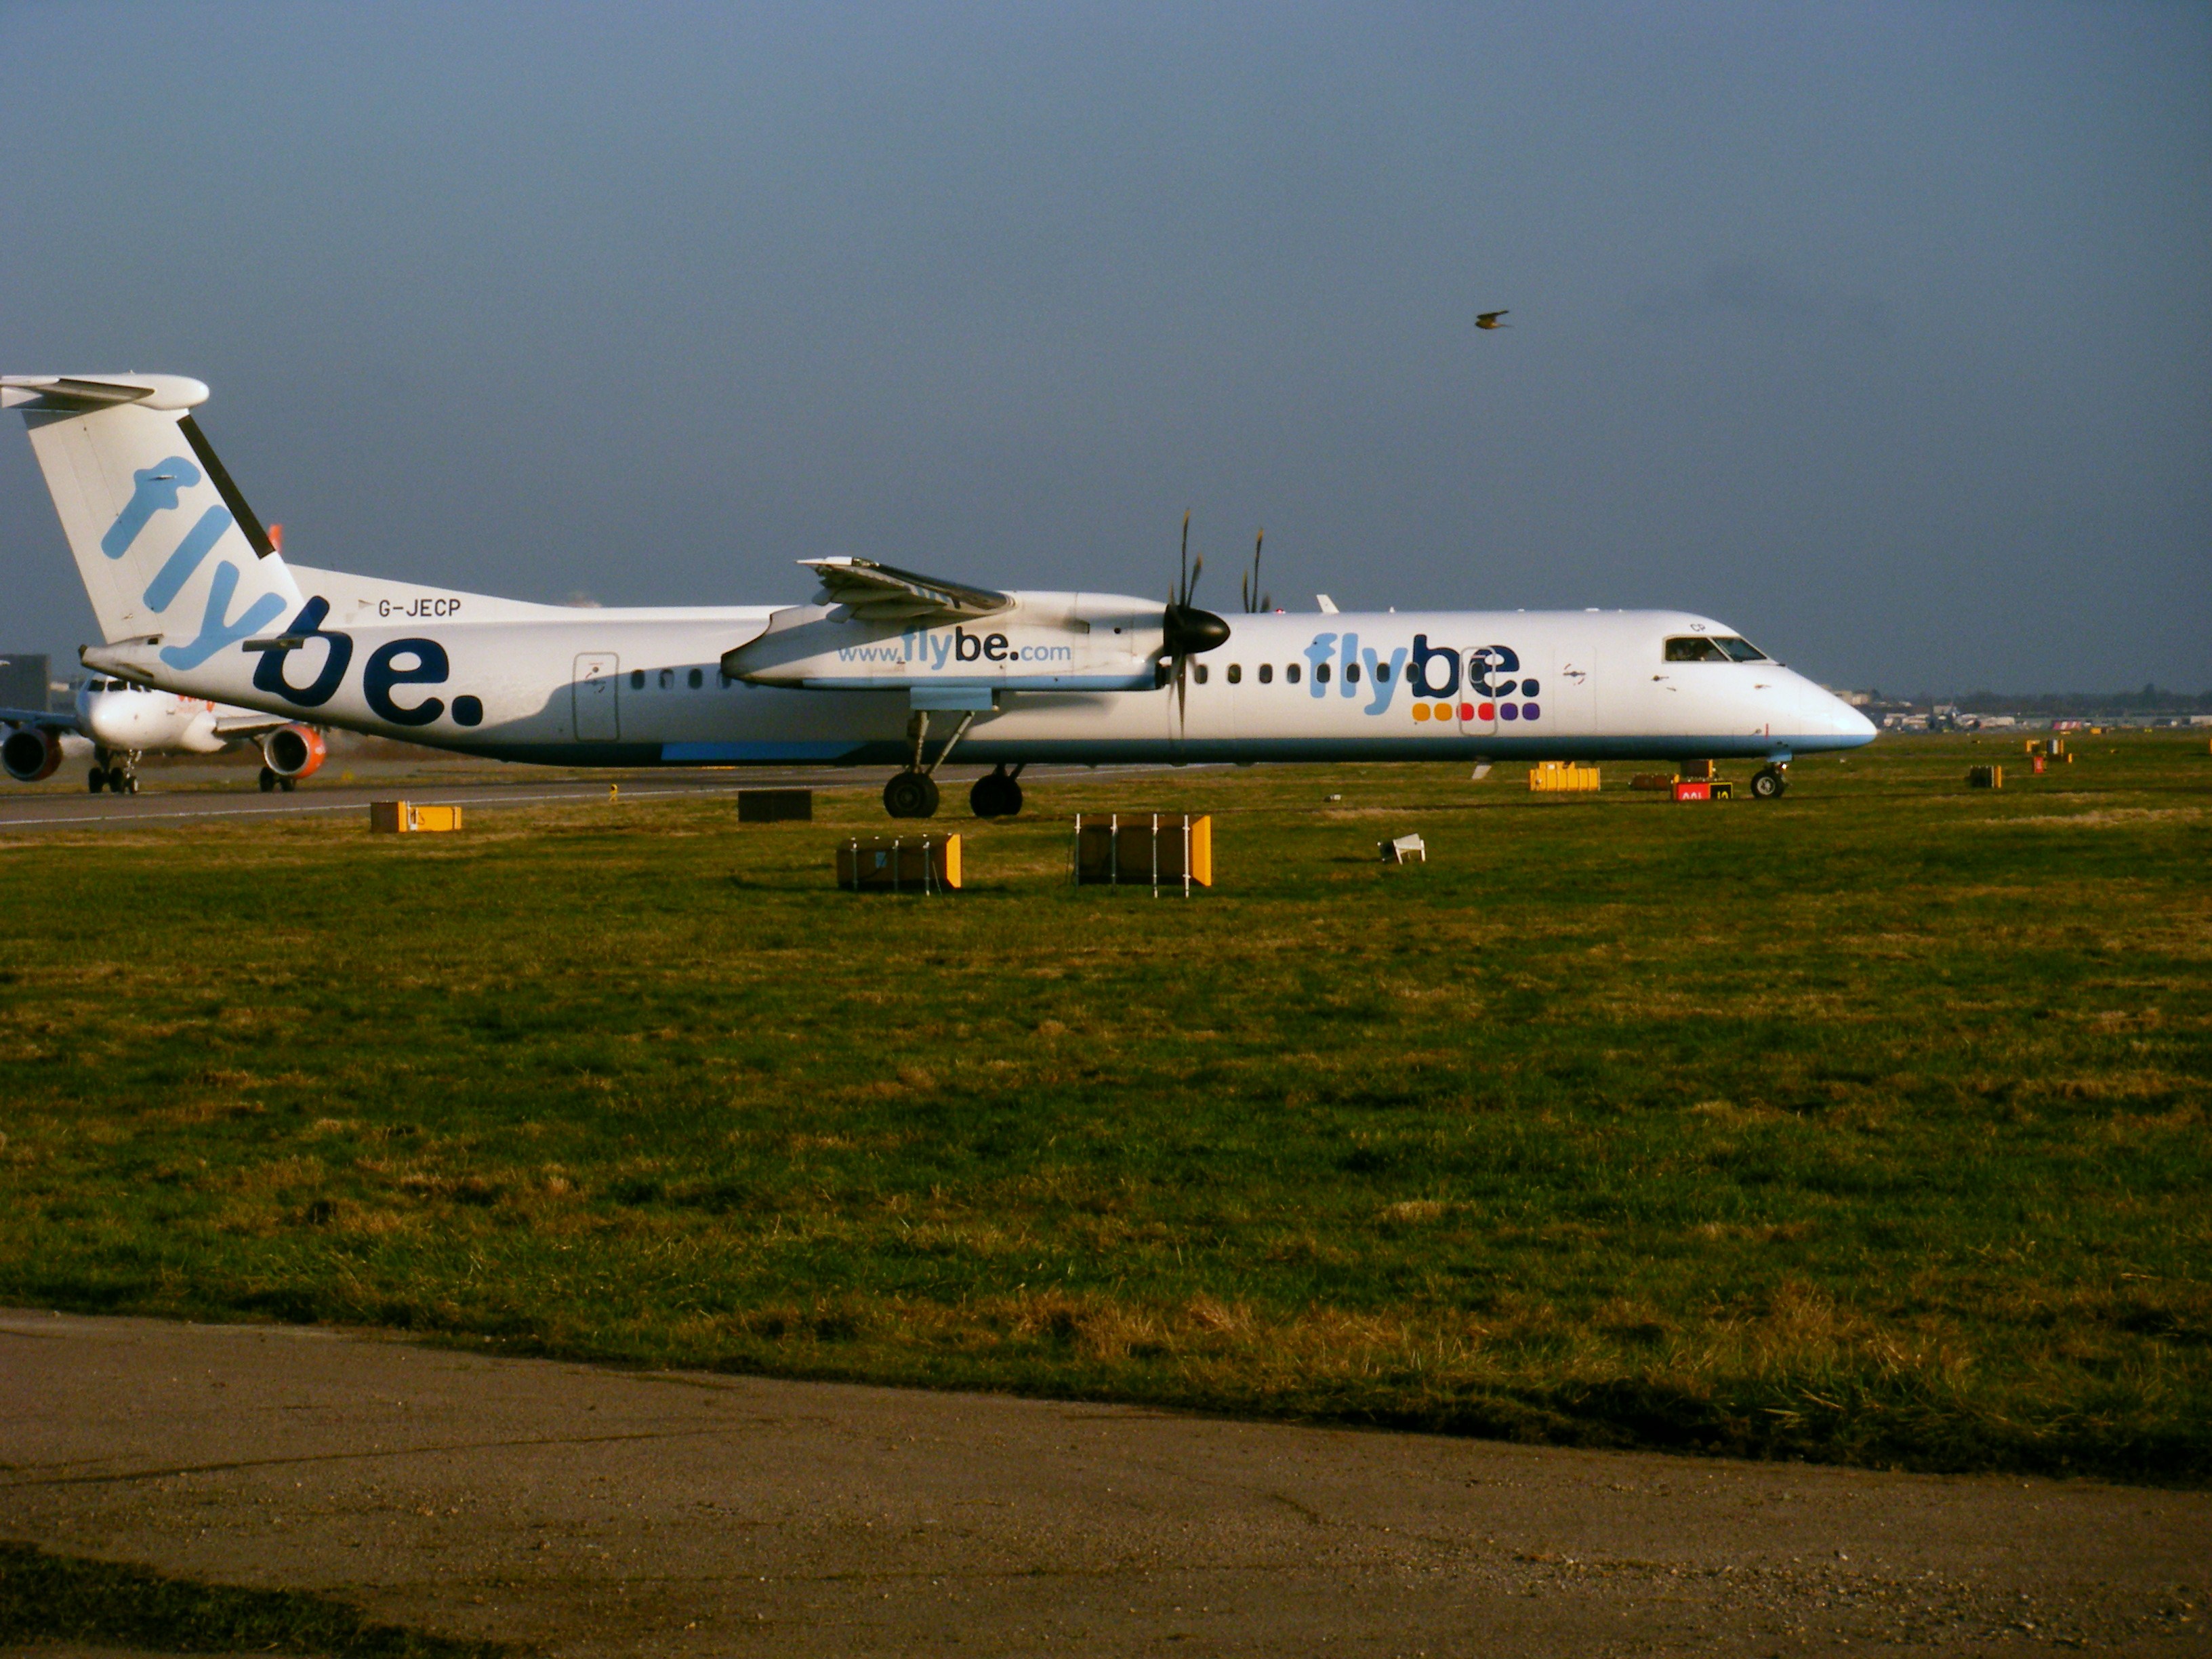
800,557 -> 1011,623
0,706 -> 76,733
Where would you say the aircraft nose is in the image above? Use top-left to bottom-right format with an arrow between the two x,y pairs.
85,703 -> 127,746
1813,682 -> 1876,743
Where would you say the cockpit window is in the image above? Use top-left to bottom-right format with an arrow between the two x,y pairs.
1665,635 -> 1769,663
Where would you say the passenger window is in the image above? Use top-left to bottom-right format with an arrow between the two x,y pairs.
1286,663 -> 1301,684
1715,636 -> 1769,662
1664,636 -> 1728,663
1226,663 -> 1242,684
630,670 -> 645,690
1345,663 -> 1361,685
1315,663 -> 1331,685
1375,663 -> 1390,682
1521,678 -> 1540,696
659,669 -> 674,690
1195,663 -> 1209,685
717,670 -> 734,689
1258,663 -> 1274,684
688,668 -> 703,689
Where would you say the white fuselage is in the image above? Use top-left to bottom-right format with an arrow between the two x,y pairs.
75,680 -> 232,756
11,371 -> 1877,782
83,564 -> 1875,771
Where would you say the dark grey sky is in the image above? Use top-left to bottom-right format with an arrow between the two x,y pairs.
3,2 -> 2206,693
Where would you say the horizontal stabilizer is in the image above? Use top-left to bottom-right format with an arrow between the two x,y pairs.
211,712 -> 287,737
2,374 -> 210,412
800,557 -> 1011,623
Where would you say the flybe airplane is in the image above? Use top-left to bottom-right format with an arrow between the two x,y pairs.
4,373 -> 1874,819
1,676 -> 326,794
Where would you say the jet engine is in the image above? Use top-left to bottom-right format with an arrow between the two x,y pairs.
1,725 -> 65,783
261,724 -> 327,782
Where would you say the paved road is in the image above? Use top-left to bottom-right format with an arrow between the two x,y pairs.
0,764 -> 1132,833
0,1312 -> 2203,1657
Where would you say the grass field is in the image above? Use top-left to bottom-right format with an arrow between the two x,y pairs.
1,735 -> 2206,1481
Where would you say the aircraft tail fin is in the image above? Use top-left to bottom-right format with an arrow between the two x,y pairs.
3,375 -> 300,668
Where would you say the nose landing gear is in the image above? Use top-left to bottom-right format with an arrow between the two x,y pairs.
1750,763 -> 1789,800
90,749 -> 140,794
969,763 -> 1025,819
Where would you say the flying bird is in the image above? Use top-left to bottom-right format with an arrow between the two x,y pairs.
1475,310 -> 1510,330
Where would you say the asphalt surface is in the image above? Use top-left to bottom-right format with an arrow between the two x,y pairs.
0,760 -> 1126,833
1,1313 -> 2203,1657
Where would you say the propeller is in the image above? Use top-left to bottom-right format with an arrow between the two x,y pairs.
1240,527 -> 1270,615
1161,510 -> 1231,729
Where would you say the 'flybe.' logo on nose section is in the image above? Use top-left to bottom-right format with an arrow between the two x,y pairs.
1301,632 -> 1542,723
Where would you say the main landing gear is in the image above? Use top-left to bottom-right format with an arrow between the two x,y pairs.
883,771 -> 940,819
882,712 -> 1026,821
969,764 -> 1024,819
883,706 -> 983,819
1750,763 -> 1789,800
88,749 -> 140,795
258,766 -> 296,793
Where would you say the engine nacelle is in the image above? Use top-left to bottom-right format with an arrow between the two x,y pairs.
262,724 -> 327,781
1,724 -> 65,783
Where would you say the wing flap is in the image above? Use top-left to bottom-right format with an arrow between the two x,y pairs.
800,557 -> 1010,622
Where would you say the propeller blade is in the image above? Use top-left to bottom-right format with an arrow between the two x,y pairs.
1179,510 -> 1191,609
1249,527 -> 1264,614
1188,551 -> 1203,606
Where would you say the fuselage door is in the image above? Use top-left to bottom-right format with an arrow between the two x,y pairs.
1551,638 -> 1595,735
573,653 -> 620,742
1457,647 -> 1502,737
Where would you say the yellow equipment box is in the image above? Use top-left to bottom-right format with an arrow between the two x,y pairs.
369,800 -> 463,834
1967,765 -> 2003,790
1528,762 -> 1600,793
837,834 -> 962,892
1073,814 -> 1212,889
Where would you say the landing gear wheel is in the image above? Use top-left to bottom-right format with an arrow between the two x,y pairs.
279,776 -> 296,792
1750,765 -> 1788,800
121,773 -> 139,795
259,766 -> 279,793
87,767 -> 107,793
883,772 -> 941,819
969,767 -> 1024,819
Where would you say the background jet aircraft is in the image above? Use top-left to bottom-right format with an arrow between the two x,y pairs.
1,677 -> 325,793
5,372 -> 1874,817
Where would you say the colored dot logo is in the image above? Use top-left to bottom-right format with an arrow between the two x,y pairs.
1409,699 -> 1543,724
